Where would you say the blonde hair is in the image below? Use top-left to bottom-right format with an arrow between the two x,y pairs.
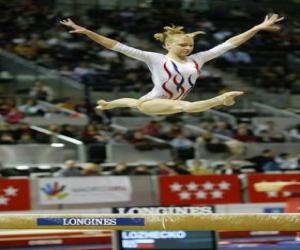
154,25 -> 205,44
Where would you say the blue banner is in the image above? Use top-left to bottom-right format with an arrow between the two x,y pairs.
37,217 -> 144,226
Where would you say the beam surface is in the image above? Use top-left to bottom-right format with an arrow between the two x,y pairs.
0,213 -> 299,231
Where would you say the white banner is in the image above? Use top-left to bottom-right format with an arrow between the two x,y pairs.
38,177 -> 132,205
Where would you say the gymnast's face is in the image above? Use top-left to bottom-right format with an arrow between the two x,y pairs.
165,35 -> 194,58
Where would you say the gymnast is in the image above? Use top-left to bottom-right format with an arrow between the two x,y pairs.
61,14 -> 283,115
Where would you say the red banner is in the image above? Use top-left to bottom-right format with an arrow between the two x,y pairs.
0,179 -> 31,211
159,175 -> 241,205
248,174 -> 300,203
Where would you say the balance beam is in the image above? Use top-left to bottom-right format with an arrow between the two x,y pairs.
0,213 -> 300,231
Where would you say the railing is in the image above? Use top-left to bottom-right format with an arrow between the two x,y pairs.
0,144 -> 64,166
252,102 -> 300,118
207,109 -> 237,127
110,124 -> 169,144
30,125 -> 87,163
184,124 -> 235,142
0,50 -> 84,101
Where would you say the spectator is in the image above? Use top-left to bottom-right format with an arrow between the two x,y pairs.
97,48 -> 119,61
44,108 -> 62,118
19,133 -> 36,144
173,162 -> 190,175
0,133 -> 15,144
55,98 -> 76,110
140,120 -> 162,137
18,98 -> 45,116
221,50 -> 252,65
187,160 -> 213,175
129,131 -> 150,145
131,165 -> 151,175
110,132 -> 127,143
5,106 -> 23,124
225,139 -> 245,159
212,121 -> 233,137
270,132 -> 286,143
60,124 -> 77,138
248,149 -> 279,172
198,121 -> 213,131
171,132 -> 194,161
73,62 -> 98,82
256,130 -> 272,143
111,163 -> 130,175
291,74 -> 300,93
0,123 -> 13,136
164,124 -> 183,140
36,53 -> 57,68
275,153 -> 298,170
0,98 -> 14,116
197,131 -> 228,154
154,163 -> 177,175
60,65 -> 73,77
254,120 -> 277,136
81,124 -> 109,144
289,124 -> 300,140
14,123 -> 35,140
54,160 -> 82,177
213,29 -> 232,42
29,81 -> 54,101
170,132 -> 193,150
47,124 -> 61,134
232,127 -> 256,142
81,163 -> 101,176
215,162 -> 241,174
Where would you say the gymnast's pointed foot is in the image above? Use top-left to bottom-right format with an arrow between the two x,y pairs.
96,100 -> 111,110
220,91 -> 244,106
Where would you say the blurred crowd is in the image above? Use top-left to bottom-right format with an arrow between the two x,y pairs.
0,1 -> 299,93
0,0 -> 300,177
4,0 -> 298,94
0,112 -> 300,176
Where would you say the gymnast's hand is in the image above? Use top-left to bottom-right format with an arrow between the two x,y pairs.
60,18 -> 87,34
255,13 -> 284,32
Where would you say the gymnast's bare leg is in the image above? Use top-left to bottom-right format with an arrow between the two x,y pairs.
96,91 -> 243,115
97,98 -> 138,109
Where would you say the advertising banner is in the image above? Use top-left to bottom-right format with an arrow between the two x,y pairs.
248,173 -> 300,203
0,178 -> 31,211
38,176 -> 132,204
113,206 -> 216,250
159,175 -> 241,205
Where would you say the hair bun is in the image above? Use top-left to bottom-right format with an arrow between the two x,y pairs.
163,25 -> 184,34
153,32 -> 165,42
154,25 -> 204,44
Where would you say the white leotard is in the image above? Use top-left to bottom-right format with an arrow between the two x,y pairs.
112,41 -> 236,100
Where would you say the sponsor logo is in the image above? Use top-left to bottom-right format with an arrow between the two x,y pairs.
263,207 -> 284,213
122,231 -> 187,239
37,217 -> 144,226
41,182 -> 68,200
116,206 -> 213,214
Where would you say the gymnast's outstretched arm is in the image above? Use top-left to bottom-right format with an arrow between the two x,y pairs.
60,18 -> 117,49
226,13 -> 284,47
191,14 -> 284,64
60,18 -> 157,64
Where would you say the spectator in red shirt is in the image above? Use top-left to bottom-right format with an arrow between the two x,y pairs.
232,127 -> 256,142
140,120 -> 162,137
129,131 -> 151,145
5,106 -> 23,124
